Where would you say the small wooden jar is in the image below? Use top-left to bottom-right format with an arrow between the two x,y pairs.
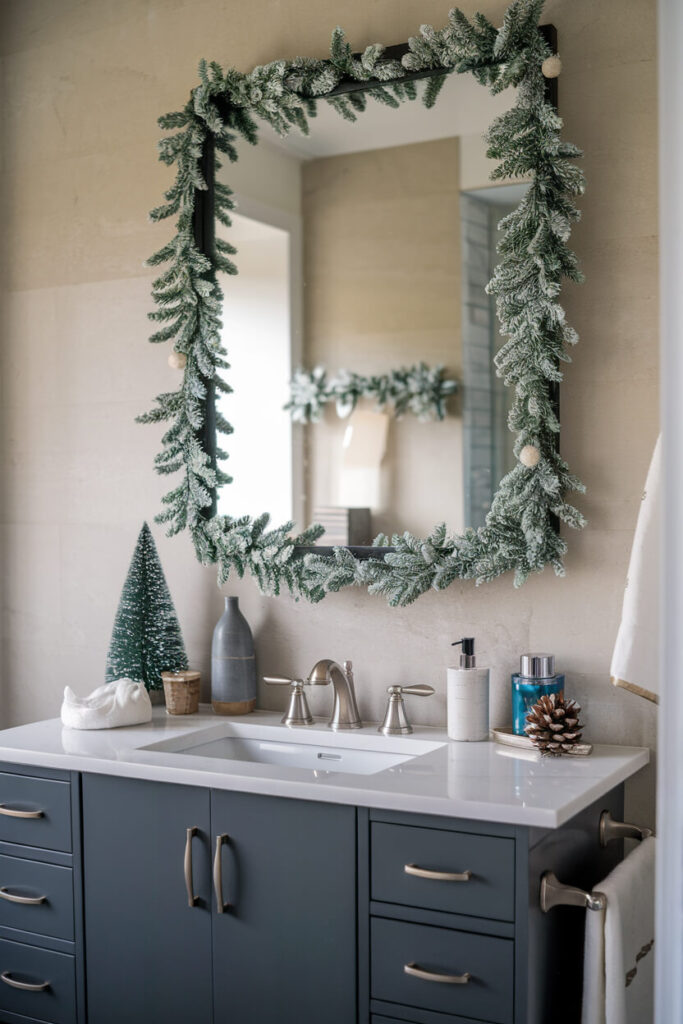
162,670 -> 201,715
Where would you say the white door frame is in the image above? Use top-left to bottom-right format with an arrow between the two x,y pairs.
657,1 -> 683,1019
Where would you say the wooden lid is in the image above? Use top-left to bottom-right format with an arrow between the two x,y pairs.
162,670 -> 200,683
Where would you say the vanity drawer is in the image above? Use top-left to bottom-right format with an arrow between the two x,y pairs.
371,822 -> 515,921
371,917 -> 513,1023
0,773 -> 72,853
0,937 -> 76,1024
0,854 -> 74,940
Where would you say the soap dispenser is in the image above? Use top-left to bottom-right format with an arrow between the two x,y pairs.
511,653 -> 564,736
447,638 -> 490,742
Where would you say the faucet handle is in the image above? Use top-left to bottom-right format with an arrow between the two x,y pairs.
263,677 -> 313,727
378,684 -> 435,736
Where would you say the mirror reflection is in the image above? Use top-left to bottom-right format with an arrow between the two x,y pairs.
216,74 -> 526,543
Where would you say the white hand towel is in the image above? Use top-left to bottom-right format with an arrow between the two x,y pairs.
582,836 -> 656,1024
61,679 -> 152,730
610,434 -> 660,703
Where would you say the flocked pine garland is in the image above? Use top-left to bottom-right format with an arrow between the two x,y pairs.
286,363 -> 459,423
139,0 -> 586,606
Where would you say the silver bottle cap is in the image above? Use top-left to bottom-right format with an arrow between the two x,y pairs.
520,653 -> 555,679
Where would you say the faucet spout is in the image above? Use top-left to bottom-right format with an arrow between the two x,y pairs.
308,659 -> 362,731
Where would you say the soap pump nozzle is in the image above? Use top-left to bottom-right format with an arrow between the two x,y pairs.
451,637 -> 476,669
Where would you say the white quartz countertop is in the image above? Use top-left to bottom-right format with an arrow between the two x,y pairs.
0,708 -> 649,829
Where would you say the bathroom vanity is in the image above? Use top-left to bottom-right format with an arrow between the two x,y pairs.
0,711 -> 648,1024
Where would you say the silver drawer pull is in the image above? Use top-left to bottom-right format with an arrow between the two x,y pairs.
184,827 -> 199,908
0,805 -> 44,820
1,970 -> 50,992
405,962 -> 471,985
0,887 -> 47,906
404,864 -> 472,882
213,833 -> 230,913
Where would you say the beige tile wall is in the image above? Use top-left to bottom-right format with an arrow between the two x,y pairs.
0,0 -> 658,824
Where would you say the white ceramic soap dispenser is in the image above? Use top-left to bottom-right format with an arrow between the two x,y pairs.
447,637 -> 490,741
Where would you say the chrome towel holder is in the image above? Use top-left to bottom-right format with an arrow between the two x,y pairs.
598,808 -> 654,847
540,810 -> 654,913
540,872 -> 607,913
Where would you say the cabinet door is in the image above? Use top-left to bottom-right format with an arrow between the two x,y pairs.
211,791 -> 356,1024
82,774 -> 212,1024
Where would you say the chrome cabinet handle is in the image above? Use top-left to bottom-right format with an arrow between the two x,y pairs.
404,864 -> 472,882
213,834 -> 230,913
404,962 -> 471,985
0,805 -> 44,819
0,887 -> 46,906
1,971 -> 50,992
184,827 -> 199,908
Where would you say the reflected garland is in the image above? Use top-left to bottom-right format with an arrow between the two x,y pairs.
286,364 -> 459,423
140,0 -> 585,605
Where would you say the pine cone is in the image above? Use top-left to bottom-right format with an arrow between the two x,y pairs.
524,693 -> 583,756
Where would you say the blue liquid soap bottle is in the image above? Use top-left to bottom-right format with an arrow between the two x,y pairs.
511,654 -> 564,736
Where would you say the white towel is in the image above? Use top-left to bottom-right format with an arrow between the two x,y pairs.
61,679 -> 152,730
610,434 -> 660,703
582,836 -> 656,1024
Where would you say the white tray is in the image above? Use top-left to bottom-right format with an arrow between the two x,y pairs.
492,725 -> 592,757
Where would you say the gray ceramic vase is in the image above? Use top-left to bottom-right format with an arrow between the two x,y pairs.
211,596 -> 256,715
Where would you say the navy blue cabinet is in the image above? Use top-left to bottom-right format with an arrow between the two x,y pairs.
82,775 -> 213,1024
362,800 -> 626,1024
3,762 -> 628,1024
82,777 -> 356,1024
211,790 -> 356,1024
0,938 -> 77,1023
0,763 -> 86,1024
0,771 -> 72,853
371,917 -> 513,1022
371,821 -> 515,921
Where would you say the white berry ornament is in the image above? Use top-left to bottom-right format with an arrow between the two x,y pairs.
168,351 -> 187,370
541,54 -> 562,79
519,444 -> 541,468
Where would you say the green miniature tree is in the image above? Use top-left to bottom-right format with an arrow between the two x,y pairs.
105,522 -> 188,691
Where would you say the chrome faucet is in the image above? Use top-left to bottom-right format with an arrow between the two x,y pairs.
308,659 -> 362,731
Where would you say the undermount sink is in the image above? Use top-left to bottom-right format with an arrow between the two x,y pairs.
139,720 -> 444,776
173,734 -> 410,775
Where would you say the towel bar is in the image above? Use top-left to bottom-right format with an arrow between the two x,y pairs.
599,809 -> 654,847
539,871 -> 606,913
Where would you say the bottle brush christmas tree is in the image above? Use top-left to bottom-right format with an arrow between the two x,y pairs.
105,522 -> 188,691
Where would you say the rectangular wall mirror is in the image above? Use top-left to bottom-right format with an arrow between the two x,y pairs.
142,11 -> 581,602
216,74 -> 528,543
